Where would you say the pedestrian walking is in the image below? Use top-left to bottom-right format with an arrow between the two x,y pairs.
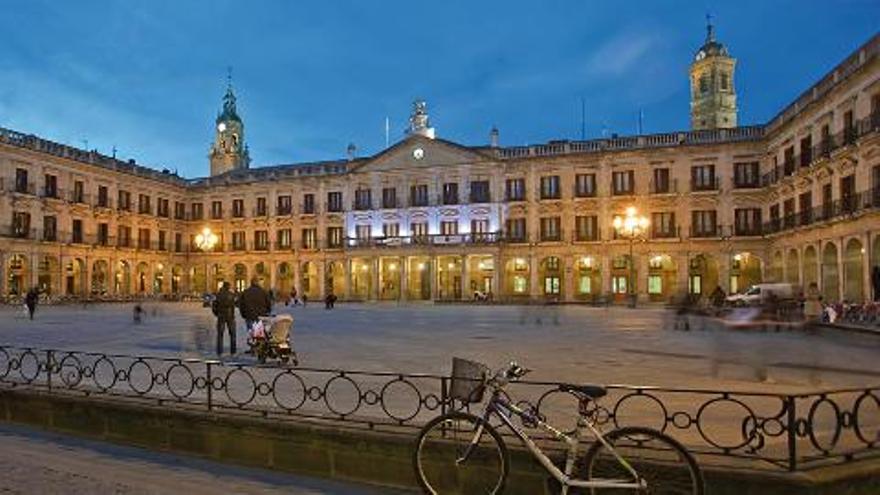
324,292 -> 337,309
239,277 -> 272,332
290,288 -> 299,306
213,282 -> 238,355
24,288 -> 38,320
132,303 -> 144,324
301,294 -> 308,307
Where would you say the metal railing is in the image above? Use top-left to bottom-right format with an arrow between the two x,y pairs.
763,188 -> 880,235
0,344 -> 875,472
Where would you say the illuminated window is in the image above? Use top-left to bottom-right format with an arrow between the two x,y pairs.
648,276 -> 662,294
578,276 -> 591,294
513,276 -> 527,293
544,277 -> 560,295
612,276 -> 627,294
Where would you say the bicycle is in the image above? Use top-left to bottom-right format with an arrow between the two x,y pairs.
413,358 -> 704,494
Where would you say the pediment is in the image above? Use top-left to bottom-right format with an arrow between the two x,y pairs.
351,136 -> 492,173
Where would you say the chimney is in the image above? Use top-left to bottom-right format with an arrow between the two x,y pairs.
490,126 -> 499,148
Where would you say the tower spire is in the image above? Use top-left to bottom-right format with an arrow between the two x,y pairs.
705,13 -> 715,43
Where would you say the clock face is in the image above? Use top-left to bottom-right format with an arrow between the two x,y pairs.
412,148 -> 425,160
217,122 -> 227,132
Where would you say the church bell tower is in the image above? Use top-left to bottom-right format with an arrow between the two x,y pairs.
689,17 -> 738,130
209,76 -> 250,176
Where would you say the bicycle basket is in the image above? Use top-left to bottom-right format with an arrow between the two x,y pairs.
450,357 -> 489,404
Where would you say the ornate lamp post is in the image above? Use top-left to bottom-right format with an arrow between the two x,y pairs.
612,207 -> 649,307
194,227 -> 218,292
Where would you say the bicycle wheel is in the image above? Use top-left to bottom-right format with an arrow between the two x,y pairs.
413,412 -> 509,495
582,426 -> 704,495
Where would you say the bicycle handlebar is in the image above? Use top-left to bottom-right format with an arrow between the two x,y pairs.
488,361 -> 532,389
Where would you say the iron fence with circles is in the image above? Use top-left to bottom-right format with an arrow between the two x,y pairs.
0,345 -> 876,471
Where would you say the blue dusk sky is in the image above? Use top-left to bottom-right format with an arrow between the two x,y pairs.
0,1 -> 877,177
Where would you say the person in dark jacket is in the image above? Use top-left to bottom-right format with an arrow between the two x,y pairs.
24,288 -> 39,320
239,277 -> 272,331
213,282 -> 238,355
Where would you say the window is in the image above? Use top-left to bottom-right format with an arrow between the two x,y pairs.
327,191 -> 343,212
612,171 -> 634,195
575,216 -> 598,241
505,218 -> 526,242
721,73 -> 729,90
174,201 -> 185,220
411,222 -> 428,240
578,276 -> 591,294
157,198 -> 169,217
277,229 -> 292,249
691,165 -> 716,191
97,186 -> 109,207
254,230 -> 269,250
327,227 -> 343,248
734,162 -> 759,188
652,168 -> 670,194
138,194 -> 151,214
574,173 -> 597,197
355,188 -> 372,210
651,212 -> 676,238
277,195 -> 292,215
691,210 -> 717,237
821,183 -> 833,219
118,190 -> 131,211
783,147 -> 795,175
442,183 -> 459,204
410,184 -> 429,206
70,219 -> 83,244
118,226 -> 131,247
97,223 -> 109,246
174,233 -> 182,253
232,199 -> 244,217
540,217 -> 561,241
843,110 -> 855,144
648,276 -> 663,294
355,225 -> 371,240
158,231 -> 166,251
505,178 -> 525,201
303,193 -> 316,214
383,223 -> 399,238
799,192 -> 813,225
513,276 -> 527,294
820,124 -> 832,155
43,216 -> 57,242
232,231 -> 246,250
544,277 -> 560,295
256,197 -> 267,216
137,228 -> 150,249
470,219 -> 489,241
734,209 -> 762,236
211,200 -> 223,219
440,221 -> 458,235
469,181 -> 490,203
43,174 -> 58,198
303,228 -> 318,249
73,181 -> 85,203
783,198 -> 796,228
800,135 -> 813,167
540,176 -> 560,199
699,75 -> 708,93
841,174 -> 856,212
190,202 -> 203,220
612,276 -> 628,294
15,168 -> 29,194
382,187 -> 397,209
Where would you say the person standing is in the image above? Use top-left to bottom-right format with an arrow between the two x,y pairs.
239,277 -> 272,331
214,282 -> 238,355
803,282 -> 823,324
24,288 -> 38,320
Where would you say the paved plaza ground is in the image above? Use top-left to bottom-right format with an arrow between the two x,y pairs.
1,301 -> 878,393
0,423 -> 409,494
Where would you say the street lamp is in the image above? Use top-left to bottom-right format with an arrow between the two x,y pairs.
612,206 -> 649,307
194,227 -> 218,292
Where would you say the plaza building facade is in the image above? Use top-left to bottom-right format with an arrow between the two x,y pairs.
1,30 -> 879,303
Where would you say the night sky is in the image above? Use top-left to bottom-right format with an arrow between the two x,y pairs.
1,0 -> 877,177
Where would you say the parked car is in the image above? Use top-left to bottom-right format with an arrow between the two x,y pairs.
726,283 -> 797,306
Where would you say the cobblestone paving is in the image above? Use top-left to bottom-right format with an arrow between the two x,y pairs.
0,424 -> 409,494
1,302 -> 878,392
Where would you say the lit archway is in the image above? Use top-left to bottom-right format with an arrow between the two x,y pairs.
821,242 -> 840,302
803,246 -> 818,290
539,256 -> 563,299
647,254 -> 677,302
6,254 -> 29,296
574,256 -> 601,300
731,252 -> 762,294
116,260 -> 131,295
504,257 -> 530,299
785,249 -> 799,285
844,238 -> 864,302
92,260 -> 109,295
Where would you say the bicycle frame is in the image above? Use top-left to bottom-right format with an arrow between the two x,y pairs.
466,390 -> 646,493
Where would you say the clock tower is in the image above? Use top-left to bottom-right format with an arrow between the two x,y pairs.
209,79 -> 250,176
689,17 -> 738,130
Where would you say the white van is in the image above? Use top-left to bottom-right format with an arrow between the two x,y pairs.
726,283 -> 796,305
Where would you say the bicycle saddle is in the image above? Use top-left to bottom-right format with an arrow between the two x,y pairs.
559,383 -> 607,399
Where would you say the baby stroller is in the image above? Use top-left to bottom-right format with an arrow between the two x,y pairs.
247,314 -> 297,365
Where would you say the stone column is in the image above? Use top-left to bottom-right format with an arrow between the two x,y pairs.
400,257 -> 409,301
719,252 -> 732,294
814,241 -> 823,293
461,255 -> 470,301
293,260 -> 302,295
371,257 -> 380,301
677,253 -> 690,295
0,252 -> 6,295
603,254 -> 614,296
84,255 -> 93,296
343,259 -> 352,300
797,246 -> 805,288
836,239 -> 846,302
317,260 -> 326,298
493,255 -> 502,301
269,261 -> 277,292
429,256 -> 438,300
563,255 -> 575,302
30,254 -> 40,291
529,254 -> 540,300
863,232 -> 872,303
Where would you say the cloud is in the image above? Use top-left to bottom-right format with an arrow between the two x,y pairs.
584,29 -> 659,78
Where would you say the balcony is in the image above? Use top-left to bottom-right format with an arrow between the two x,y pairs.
691,177 -> 720,192
13,182 -> 37,196
440,194 -> 459,205
539,231 -> 563,242
650,226 -> 680,239
574,229 -> 601,242
689,225 -> 722,239
353,200 -> 373,211
381,198 -> 403,209
468,193 -> 491,204
733,226 -> 763,237
276,205 -> 292,216
2,226 -> 36,239
325,202 -> 344,213
300,203 -> 316,215
761,188 -> 880,235
252,207 -> 268,217
649,179 -> 678,195
67,191 -> 90,204
344,233 -> 502,249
